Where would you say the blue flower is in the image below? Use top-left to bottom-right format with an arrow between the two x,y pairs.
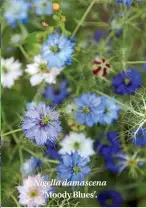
97,190 -> 123,207
56,151 -> 91,182
45,141 -> 61,160
98,96 -> 121,125
95,132 -> 123,173
22,102 -> 62,146
132,129 -> 146,147
4,0 -> 30,27
20,156 -> 41,177
94,30 -> 107,42
41,33 -> 75,68
116,0 -> 141,7
33,0 -> 53,16
43,81 -> 69,104
74,93 -> 104,127
112,68 -> 142,95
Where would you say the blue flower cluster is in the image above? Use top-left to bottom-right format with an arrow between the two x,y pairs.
74,93 -> 120,127
116,0 -> 141,7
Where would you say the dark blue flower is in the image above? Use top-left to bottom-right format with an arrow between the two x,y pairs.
97,190 -> 123,207
132,128 -> 146,147
95,132 -> 123,173
56,151 -> 90,182
42,33 -> 75,68
22,102 -> 62,146
43,81 -> 69,104
94,30 -> 107,42
4,0 -> 30,27
45,141 -> 61,160
74,93 -> 104,127
112,68 -> 142,95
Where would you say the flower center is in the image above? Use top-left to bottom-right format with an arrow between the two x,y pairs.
73,166 -> 80,173
73,142 -> 80,150
41,116 -> 51,126
105,108 -> 109,114
39,63 -> 48,73
50,45 -> 60,53
124,78 -> 131,86
29,189 -> 38,198
82,107 -> 90,114
128,159 -> 137,167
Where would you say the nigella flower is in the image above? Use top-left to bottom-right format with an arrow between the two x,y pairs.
43,81 -> 69,104
116,0 -> 141,7
41,33 -> 75,68
95,132 -> 122,173
114,151 -> 145,177
98,96 -> 121,125
74,93 -> 104,127
92,56 -> 111,77
97,190 -> 123,207
45,141 -> 61,160
94,30 -> 107,42
132,128 -> 146,147
20,156 -> 41,177
22,102 -> 62,146
1,57 -> 23,88
26,55 -> 63,86
17,174 -> 53,207
4,0 -> 30,27
56,151 -> 91,182
59,132 -> 95,158
112,68 -> 142,95
32,0 -> 53,16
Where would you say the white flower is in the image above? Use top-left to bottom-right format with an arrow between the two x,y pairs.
59,132 -> 95,158
17,174 -> 52,207
1,57 -> 23,88
26,55 -> 63,86
65,103 -> 76,115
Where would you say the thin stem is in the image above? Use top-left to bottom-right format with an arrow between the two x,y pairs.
71,0 -> 96,38
127,61 -> 146,64
19,45 -> 32,62
23,147 -> 59,165
2,128 -> 22,137
11,194 -> 21,207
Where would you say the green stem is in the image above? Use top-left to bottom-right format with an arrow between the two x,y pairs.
19,45 -> 32,62
2,128 -> 22,137
23,147 -> 59,165
127,61 -> 146,64
11,194 -> 21,207
71,0 -> 96,38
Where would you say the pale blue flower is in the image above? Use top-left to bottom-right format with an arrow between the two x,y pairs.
74,93 -> 104,127
42,33 -> 75,68
4,0 -> 30,27
56,151 -> 91,182
33,0 -> 53,16
22,102 -> 62,146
